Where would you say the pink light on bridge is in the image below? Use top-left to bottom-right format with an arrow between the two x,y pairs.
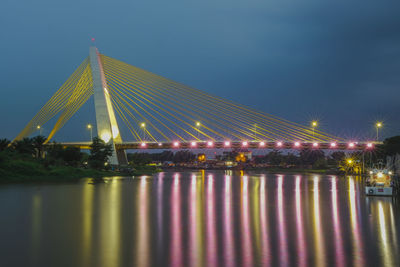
294,142 -> 301,148
330,142 -> 337,148
207,141 -> 214,147
191,141 -> 197,147
140,142 -> 146,148
173,141 -> 179,148
224,141 -> 231,147
366,143 -> 373,148
348,142 -> 355,149
242,141 -> 248,147
158,143 -> 163,146
276,141 -> 283,147
313,142 -> 319,148
259,141 -> 266,147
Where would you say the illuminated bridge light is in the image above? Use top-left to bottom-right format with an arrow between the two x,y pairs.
294,142 -> 301,148
158,143 -> 163,146
348,142 -> 355,149
276,141 -> 283,147
141,142 -> 146,148
173,141 -> 179,147
207,141 -> 214,147
259,141 -> 266,147
313,142 -> 319,148
330,142 -> 337,148
366,143 -> 373,148
191,141 -> 197,147
242,141 -> 248,147
224,141 -> 231,147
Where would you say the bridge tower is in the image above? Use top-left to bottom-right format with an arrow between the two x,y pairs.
89,47 -> 128,165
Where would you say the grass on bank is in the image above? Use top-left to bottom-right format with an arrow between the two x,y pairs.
0,151 -> 159,183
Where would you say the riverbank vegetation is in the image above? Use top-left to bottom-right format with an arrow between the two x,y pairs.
0,136 -> 159,182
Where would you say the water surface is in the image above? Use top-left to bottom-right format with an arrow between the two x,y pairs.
0,170 -> 399,267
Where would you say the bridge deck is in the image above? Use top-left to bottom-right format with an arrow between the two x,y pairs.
54,141 -> 381,150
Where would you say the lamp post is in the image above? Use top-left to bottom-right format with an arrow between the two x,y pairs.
196,122 -> 201,140
140,122 -> 146,141
87,124 -> 93,141
376,122 -> 382,141
311,121 -> 318,141
36,125 -> 42,136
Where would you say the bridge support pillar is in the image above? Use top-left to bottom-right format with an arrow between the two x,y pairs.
89,46 -> 128,165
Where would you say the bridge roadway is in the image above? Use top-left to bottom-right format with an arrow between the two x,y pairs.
53,141 -> 381,150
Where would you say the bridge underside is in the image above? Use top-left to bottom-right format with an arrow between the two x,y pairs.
55,141 -> 380,151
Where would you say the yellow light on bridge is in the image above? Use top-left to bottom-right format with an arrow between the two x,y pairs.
347,159 -> 353,164
376,122 -> 383,128
140,122 -> 146,128
311,121 -> 318,127
100,132 -> 112,143
87,124 -> 92,129
36,125 -> 41,129
196,122 -> 201,127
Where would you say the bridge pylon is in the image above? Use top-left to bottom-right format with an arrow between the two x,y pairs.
89,47 -> 127,165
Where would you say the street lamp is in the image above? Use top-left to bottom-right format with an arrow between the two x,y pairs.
36,125 -> 42,135
195,121 -> 201,140
375,122 -> 383,141
140,122 -> 146,140
311,121 -> 318,140
87,124 -> 93,141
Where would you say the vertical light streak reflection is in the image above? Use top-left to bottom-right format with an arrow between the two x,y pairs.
260,175 -> 271,267
313,176 -> 326,267
101,179 -> 121,267
389,205 -> 398,255
189,174 -> 203,267
170,173 -> 183,267
81,182 -> 94,267
206,174 -> 218,267
252,177 -> 261,264
331,176 -> 345,267
30,193 -> 42,265
277,175 -> 288,267
136,176 -> 150,267
378,202 -> 393,267
348,177 -> 365,267
241,175 -> 254,266
295,176 -> 306,267
156,173 -> 164,264
223,175 -> 236,267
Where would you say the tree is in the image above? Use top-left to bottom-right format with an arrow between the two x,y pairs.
128,152 -> 152,166
61,147 -> 83,167
32,135 -> 47,158
0,139 -> 10,151
173,150 -> 195,163
11,138 -> 35,155
299,149 -> 325,166
328,151 -> 345,166
266,150 -> 282,166
88,137 -> 113,169
383,136 -> 400,156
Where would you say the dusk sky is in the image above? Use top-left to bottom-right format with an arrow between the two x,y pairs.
1,0 -> 399,141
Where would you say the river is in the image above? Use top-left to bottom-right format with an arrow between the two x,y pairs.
0,170 -> 399,267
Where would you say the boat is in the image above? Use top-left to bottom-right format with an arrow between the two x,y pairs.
365,168 -> 394,196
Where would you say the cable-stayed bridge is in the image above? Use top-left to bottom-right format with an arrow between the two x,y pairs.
14,47 -> 377,165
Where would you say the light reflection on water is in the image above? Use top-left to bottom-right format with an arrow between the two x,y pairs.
0,171 -> 400,267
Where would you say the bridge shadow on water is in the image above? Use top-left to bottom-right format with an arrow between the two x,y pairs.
0,171 -> 399,267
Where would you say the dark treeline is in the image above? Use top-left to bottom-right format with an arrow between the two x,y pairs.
0,136 -> 116,181
127,150 -> 196,165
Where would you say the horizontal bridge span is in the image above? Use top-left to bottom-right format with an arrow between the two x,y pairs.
54,141 -> 382,150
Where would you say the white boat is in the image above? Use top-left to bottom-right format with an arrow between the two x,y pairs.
365,169 -> 394,196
